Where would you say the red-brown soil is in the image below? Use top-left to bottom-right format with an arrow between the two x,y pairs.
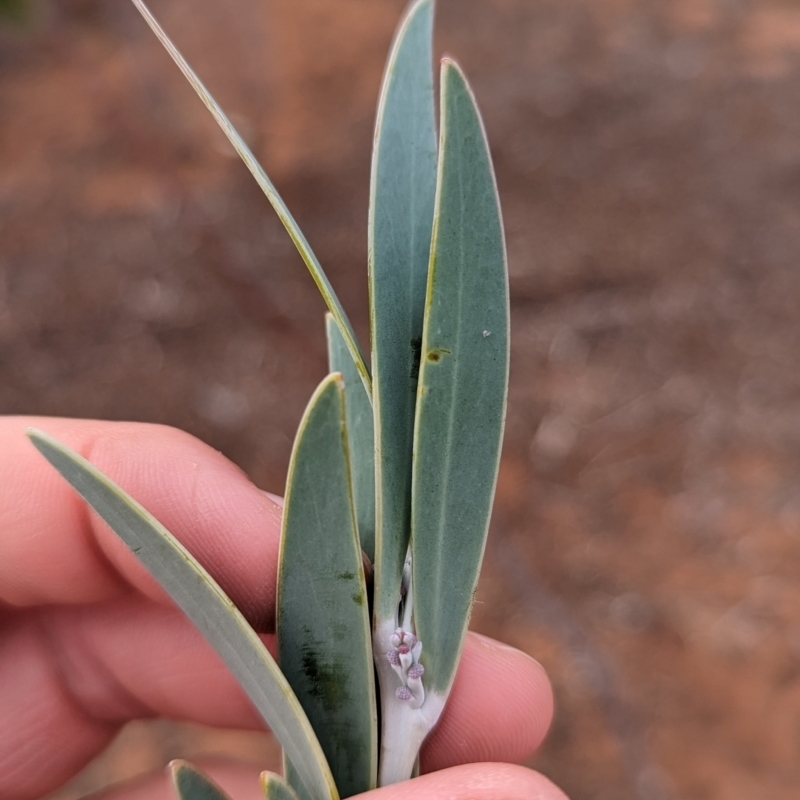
4,1 -> 800,798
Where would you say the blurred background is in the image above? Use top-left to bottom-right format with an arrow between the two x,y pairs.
3,0 -> 800,798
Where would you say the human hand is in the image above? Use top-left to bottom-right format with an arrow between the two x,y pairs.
0,417 -> 568,800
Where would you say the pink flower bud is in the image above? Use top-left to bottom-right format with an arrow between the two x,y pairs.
407,663 -> 425,680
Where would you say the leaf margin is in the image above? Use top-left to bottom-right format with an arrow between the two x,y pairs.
409,56 -> 510,698
26,428 -> 339,800
276,372 -> 378,797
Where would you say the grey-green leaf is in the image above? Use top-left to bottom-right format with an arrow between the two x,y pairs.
171,761 -> 231,800
410,59 -> 509,696
261,771 -> 302,800
130,0 -> 370,396
27,430 -> 338,800
326,313 -> 375,562
283,761 -> 313,800
369,0 -> 437,622
277,374 -> 377,798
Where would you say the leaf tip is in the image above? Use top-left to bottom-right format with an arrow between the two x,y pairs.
25,426 -> 43,442
440,55 -> 465,82
258,770 -> 275,794
168,758 -> 189,777
25,427 -> 59,458
170,760 -> 232,800
260,771 -> 302,800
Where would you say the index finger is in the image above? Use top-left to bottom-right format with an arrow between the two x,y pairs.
0,416 -> 282,630
0,417 -> 554,800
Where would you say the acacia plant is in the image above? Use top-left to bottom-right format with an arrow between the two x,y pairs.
28,1 -> 508,798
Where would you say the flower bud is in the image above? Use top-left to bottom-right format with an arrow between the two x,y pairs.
407,663 -> 425,680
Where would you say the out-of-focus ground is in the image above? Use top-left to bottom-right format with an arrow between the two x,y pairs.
3,0 -> 800,797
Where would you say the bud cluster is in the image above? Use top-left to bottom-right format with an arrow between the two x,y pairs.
386,628 -> 425,708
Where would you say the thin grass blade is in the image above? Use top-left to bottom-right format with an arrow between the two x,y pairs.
410,59 -> 509,697
27,430 -> 338,800
130,0 -> 370,396
171,761 -> 232,800
277,374 -> 377,798
326,313 -> 375,561
261,772 -> 302,800
369,0 -> 437,624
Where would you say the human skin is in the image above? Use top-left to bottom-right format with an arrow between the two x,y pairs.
0,417 -> 569,800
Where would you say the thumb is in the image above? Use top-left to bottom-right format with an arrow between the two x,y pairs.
354,764 -> 570,799
89,761 -> 569,800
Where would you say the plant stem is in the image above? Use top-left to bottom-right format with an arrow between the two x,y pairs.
373,619 -> 445,786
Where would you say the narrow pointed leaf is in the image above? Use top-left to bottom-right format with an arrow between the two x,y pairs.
261,771 -> 302,800
27,430 -> 338,800
277,374 -> 377,798
171,761 -> 232,800
369,0 -> 437,622
130,0 -> 370,396
326,313 -> 375,561
411,60 -> 509,697
283,761 -> 313,800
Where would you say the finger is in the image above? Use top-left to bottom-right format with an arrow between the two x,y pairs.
420,633 -> 553,771
4,608 -> 550,751
0,416 -> 282,629
359,764 -> 570,799
2,589 -> 553,799
1,415 -> 554,761
89,762 -> 569,800
0,417 -> 554,797
0,602 -> 272,799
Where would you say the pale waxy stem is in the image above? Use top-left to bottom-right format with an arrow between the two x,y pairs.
374,618 -> 445,786
374,563 -> 444,785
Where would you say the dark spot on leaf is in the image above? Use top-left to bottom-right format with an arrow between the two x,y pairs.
301,646 -> 346,711
427,347 -> 452,363
352,592 -> 363,606
337,571 -> 355,581
410,336 -> 422,384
